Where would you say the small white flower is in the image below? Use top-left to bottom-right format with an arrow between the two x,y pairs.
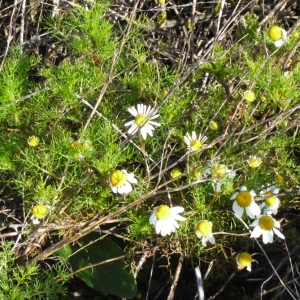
204,164 -> 236,193
250,215 -> 285,244
109,170 -> 137,195
195,220 -> 215,247
149,205 -> 185,236
125,104 -> 160,140
184,131 -> 207,152
31,204 -> 50,225
268,25 -> 287,48
236,252 -> 256,272
259,186 -> 280,215
247,155 -> 262,168
231,186 -> 260,219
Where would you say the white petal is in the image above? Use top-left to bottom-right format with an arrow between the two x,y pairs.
110,185 -> 118,194
171,206 -> 184,214
125,120 -> 135,127
172,214 -> 185,222
128,124 -> 138,135
230,192 -> 238,200
137,104 -> 144,114
214,181 -> 222,193
126,173 -> 137,184
140,128 -> 148,140
156,220 -> 163,234
249,219 -> 259,227
170,218 -> 179,229
208,235 -> 216,245
250,226 -> 262,238
202,237 -> 207,247
250,190 -> 256,197
273,228 -> 285,240
274,40 -> 284,48
149,121 -> 160,127
149,212 -> 156,224
232,201 -> 244,218
246,202 -> 261,219
240,186 -> 247,191
281,29 -> 287,41
274,219 -> 281,228
128,107 -> 138,116
191,131 -> 197,139
263,230 -> 273,244
145,105 -> 151,116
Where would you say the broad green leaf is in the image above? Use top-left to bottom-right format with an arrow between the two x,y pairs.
56,232 -> 137,299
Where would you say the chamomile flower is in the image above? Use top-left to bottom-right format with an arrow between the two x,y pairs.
109,170 -> 137,195
149,205 -> 185,236
27,136 -> 40,147
31,204 -> 49,224
268,25 -> 287,48
231,186 -> 260,219
244,90 -> 255,102
248,155 -> 262,168
250,215 -> 285,244
204,164 -> 236,193
236,252 -> 255,272
195,220 -> 215,247
125,104 -> 160,140
259,187 -> 280,215
209,121 -> 218,131
184,131 -> 208,152
171,169 -> 182,178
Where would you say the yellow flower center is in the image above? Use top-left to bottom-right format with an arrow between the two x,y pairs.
27,136 -> 40,147
236,191 -> 252,207
32,204 -> 49,219
244,91 -> 255,102
237,252 -> 252,267
212,165 -> 227,178
110,170 -> 127,187
190,140 -> 203,151
275,175 -> 283,184
171,169 -> 182,178
155,205 -> 171,220
209,121 -> 218,131
259,215 -> 274,230
248,157 -> 261,168
196,220 -> 212,237
268,25 -> 282,41
264,192 -> 277,206
135,114 -> 149,127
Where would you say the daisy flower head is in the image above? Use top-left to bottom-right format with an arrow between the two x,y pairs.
31,204 -> 49,224
171,169 -> 182,179
195,220 -> 215,247
247,155 -> 262,168
125,104 -> 160,140
205,164 -> 236,193
149,205 -> 185,236
250,214 -> 285,244
27,136 -> 40,147
244,90 -> 255,102
236,252 -> 254,272
184,131 -> 208,152
231,186 -> 260,219
109,170 -> 137,195
268,25 -> 287,48
259,187 -> 280,215
209,121 -> 218,131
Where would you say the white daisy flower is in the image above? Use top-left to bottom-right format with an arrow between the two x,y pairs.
268,25 -> 287,48
259,186 -> 280,215
204,164 -> 236,193
184,131 -> 208,152
250,215 -> 285,244
125,104 -> 160,140
195,220 -> 215,247
31,204 -> 49,224
236,252 -> 256,272
109,170 -> 137,195
247,155 -> 262,168
149,205 -> 185,236
231,186 -> 260,219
